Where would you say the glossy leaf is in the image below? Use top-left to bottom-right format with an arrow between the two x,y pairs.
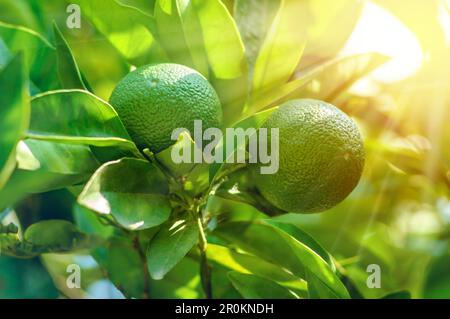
78,0 -> 163,65
214,220 -> 350,299
0,139 -> 99,210
234,0 -> 281,82
155,125 -> 197,177
73,204 -> 115,240
78,158 -> 171,231
191,0 -> 246,82
149,256 -> 203,298
214,180 -> 285,217
191,0 -> 248,124
0,1 -> 40,31
147,218 -> 198,280
306,268 -> 343,299
0,20 -> 59,91
228,272 -> 298,299
156,131 -> 211,196
209,106 -> 278,182
0,54 -> 29,190
28,89 -> 140,157
154,0 -> 248,124
154,0 -> 209,76
207,244 -> 307,293
251,52 -> 389,111
381,290 -> 412,299
251,0 -> 306,97
118,0 -> 156,16
0,171 -> 87,212
53,22 -> 87,90
264,220 -> 335,269
17,139 -> 100,175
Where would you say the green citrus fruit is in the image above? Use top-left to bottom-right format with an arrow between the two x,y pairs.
110,63 -> 222,153
253,99 -> 365,213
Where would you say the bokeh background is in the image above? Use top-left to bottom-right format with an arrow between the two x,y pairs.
0,0 -> 449,298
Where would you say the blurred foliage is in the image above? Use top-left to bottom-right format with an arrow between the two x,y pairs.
0,0 -> 449,299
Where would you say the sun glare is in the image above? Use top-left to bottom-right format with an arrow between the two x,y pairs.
341,1 -> 424,83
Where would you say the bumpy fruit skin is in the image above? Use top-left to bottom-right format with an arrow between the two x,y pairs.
110,63 -> 222,153
254,99 -> 365,213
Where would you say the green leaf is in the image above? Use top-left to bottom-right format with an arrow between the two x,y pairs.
0,54 -> 29,190
149,256 -> 203,298
207,244 -> 307,293
118,0 -> 156,16
209,106 -> 278,182
228,272 -> 298,299
78,0 -> 164,65
0,31 -> 40,95
0,37 -> 11,67
214,220 -> 350,299
0,171 -> 88,212
17,139 -> 100,175
155,129 -> 197,177
251,0 -> 306,98
234,0 -> 281,83
154,0 -> 209,76
381,291 -> 412,299
78,158 -> 171,231
214,180 -> 284,217
251,53 -> 389,111
264,220 -> 335,269
191,0 -> 246,82
191,0 -> 248,124
73,204 -> 115,240
147,218 -> 198,280
154,0 -> 248,124
155,131 -> 211,196
0,1 -> 40,31
52,22 -> 88,90
0,139 -> 99,210
101,235 -> 148,298
28,89 -> 140,157
0,20 -> 59,91
305,268 -> 342,299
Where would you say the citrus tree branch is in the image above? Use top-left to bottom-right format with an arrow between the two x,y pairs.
195,204 -> 212,299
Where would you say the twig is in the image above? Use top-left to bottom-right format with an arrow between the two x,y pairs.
142,148 -> 178,185
196,207 -> 212,299
133,235 -> 150,299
